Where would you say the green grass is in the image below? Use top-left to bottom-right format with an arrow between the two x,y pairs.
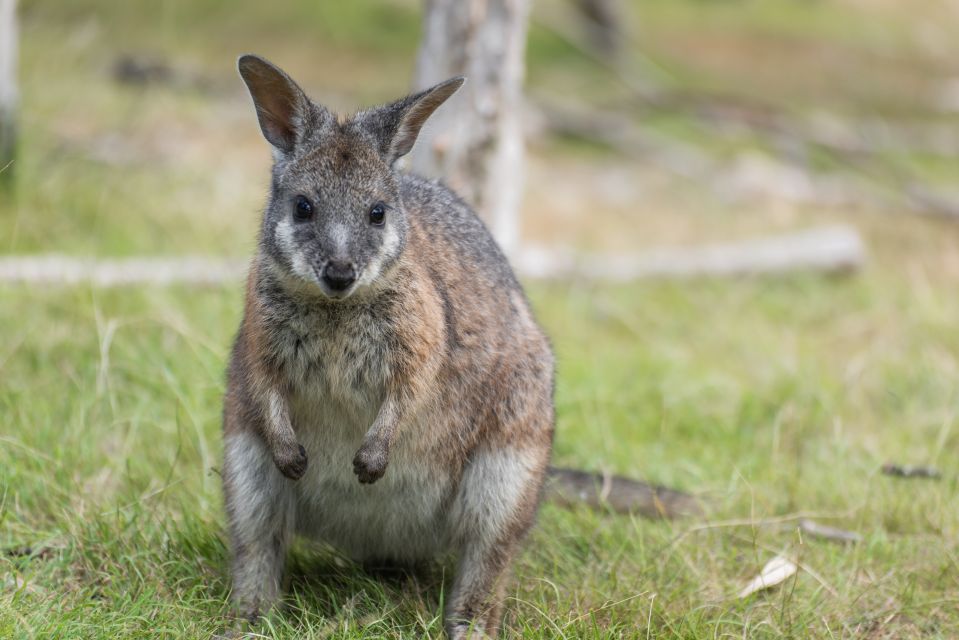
2,268 -> 958,638
3,0 -> 959,637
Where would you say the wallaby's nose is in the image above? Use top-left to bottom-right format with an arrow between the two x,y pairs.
322,261 -> 356,292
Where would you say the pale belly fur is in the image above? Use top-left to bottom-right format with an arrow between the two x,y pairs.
288,391 -> 455,563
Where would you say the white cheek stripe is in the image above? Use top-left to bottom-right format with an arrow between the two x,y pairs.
358,223 -> 399,287
274,218 -> 314,281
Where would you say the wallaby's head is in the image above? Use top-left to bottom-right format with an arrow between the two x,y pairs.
238,54 -> 464,300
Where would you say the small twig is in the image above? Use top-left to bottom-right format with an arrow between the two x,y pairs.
881,463 -> 942,479
797,519 -> 862,544
668,509 -> 861,551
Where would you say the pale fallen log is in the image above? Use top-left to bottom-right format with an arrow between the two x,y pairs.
0,226 -> 863,286
515,225 -> 865,281
0,255 -> 248,286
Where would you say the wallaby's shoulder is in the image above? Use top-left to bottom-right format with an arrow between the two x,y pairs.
399,173 -> 486,236
399,173 -> 520,293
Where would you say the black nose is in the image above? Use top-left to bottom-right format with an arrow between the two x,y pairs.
322,261 -> 356,292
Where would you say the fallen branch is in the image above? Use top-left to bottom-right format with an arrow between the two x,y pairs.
545,466 -> 701,519
0,227 -> 864,287
0,255 -> 247,286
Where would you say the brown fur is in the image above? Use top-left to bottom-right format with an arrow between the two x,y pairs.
223,55 -> 554,637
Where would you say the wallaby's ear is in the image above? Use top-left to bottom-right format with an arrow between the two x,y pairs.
237,54 -> 314,154
358,77 -> 466,165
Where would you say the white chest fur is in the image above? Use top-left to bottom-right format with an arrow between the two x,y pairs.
289,393 -> 453,562
274,307 -> 453,562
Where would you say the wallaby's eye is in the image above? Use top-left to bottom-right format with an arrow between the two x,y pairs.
293,196 -> 314,222
369,203 -> 386,226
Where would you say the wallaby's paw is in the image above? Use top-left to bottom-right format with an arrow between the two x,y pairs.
352,444 -> 388,484
274,444 -> 308,480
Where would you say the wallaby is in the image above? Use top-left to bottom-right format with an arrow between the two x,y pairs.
223,54 -> 695,638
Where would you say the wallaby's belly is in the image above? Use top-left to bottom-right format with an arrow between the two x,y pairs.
290,396 -> 454,562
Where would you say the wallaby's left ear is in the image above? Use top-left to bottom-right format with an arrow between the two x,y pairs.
237,54 -> 319,155
358,77 -> 465,165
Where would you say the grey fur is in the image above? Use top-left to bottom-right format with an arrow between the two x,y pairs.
224,55 -> 555,638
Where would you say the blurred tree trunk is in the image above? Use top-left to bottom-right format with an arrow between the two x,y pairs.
0,0 -> 17,188
411,0 -> 529,256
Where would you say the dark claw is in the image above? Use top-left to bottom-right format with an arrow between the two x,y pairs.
276,444 -> 308,480
352,446 -> 387,484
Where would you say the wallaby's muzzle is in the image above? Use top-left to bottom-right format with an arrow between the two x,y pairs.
322,260 -> 357,292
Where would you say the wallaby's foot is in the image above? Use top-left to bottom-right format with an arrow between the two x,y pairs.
230,562 -> 284,627
273,443 -> 308,480
445,582 -> 504,639
352,441 -> 388,484
228,596 -> 278,632
446,620 -> 496,639
236,601 -> 264,626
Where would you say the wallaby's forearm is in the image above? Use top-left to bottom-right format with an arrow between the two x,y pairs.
261,388 -> 308,480
352,325 -> 440,485
352,394 -> 403,484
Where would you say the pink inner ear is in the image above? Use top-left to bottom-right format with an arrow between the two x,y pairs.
256,97 -> 296,141
240,57 -> 304,153
389,78 -> 465,160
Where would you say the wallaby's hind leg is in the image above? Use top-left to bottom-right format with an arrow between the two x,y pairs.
446,446 -> 548,638
223,429 -> 295,621
445,534 -> 516,639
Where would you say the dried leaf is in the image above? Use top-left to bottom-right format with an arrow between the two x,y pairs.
738,555 -> 798,598
2,575 -> 25,590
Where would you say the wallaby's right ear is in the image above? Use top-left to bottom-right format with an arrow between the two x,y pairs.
356,76 -> 465,165
237,54 -> 314,154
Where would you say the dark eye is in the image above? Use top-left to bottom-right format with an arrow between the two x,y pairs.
293,196 -> 314,222
369,203 -> 386,226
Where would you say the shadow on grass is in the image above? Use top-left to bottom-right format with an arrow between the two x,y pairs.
283,546 -> 449,630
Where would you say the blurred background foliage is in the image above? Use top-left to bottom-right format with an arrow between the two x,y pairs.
8,0 -> 959,256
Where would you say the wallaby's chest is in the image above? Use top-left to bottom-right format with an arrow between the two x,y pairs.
265,299 -> 454,560
269,302 -> 393,412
